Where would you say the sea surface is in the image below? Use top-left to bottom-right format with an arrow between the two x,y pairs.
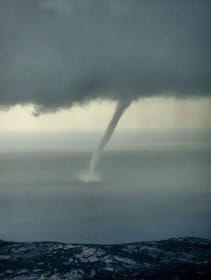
0,130 -> 210,243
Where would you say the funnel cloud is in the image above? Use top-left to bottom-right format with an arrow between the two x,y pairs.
89,99 -> 131,174
1,1 -> 210,173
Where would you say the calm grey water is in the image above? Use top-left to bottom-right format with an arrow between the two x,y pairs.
0,131 -> 211,243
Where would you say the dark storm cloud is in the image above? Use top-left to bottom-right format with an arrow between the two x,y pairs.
0,0 -> 210,113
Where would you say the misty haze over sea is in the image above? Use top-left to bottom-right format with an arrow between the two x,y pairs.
0,129 -> 210,244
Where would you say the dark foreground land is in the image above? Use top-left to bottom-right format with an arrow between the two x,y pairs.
0,237 -> 211,279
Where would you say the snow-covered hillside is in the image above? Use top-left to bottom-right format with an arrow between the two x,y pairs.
0,237 -> 211,279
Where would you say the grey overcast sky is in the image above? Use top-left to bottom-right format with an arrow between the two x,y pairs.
0,1 -> 210,130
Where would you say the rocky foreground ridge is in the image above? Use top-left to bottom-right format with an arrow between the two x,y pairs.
0,237 -> 211,279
